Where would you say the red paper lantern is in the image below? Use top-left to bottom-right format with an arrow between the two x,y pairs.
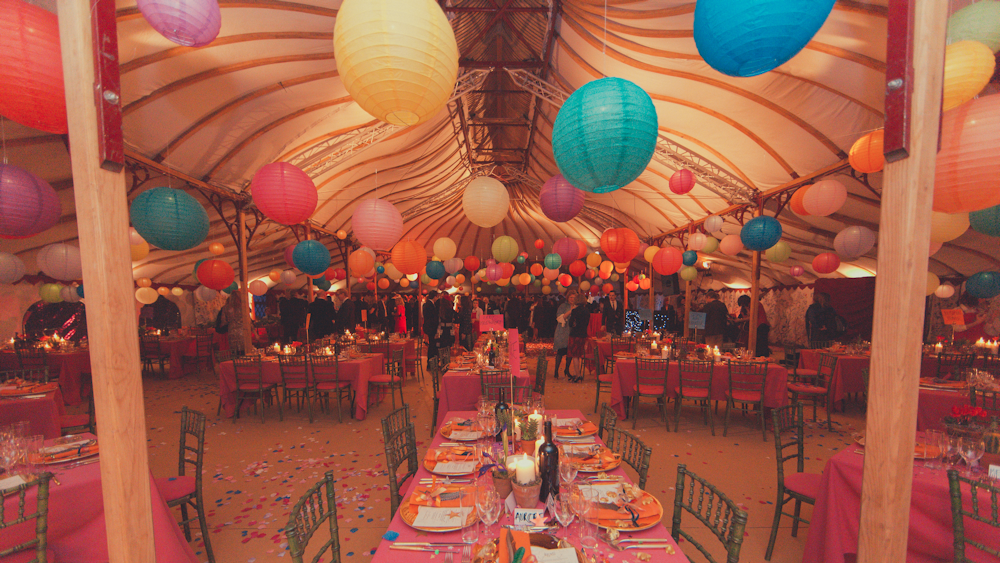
197,259 -> 234,290
576,240 -> 587,260
334,268 -> 347,280
553,237 -> 580,265
0,164 -> 61,239
284,246 -> 296,268
464,256 -> 480,272
569,260 -> 586,277
0,0 -> 66,134
558,273 -> 573,287
652,246 -> 683,275
534,239 -> 545,250
600,228 -> 641,263
367,282 -> 377,291
251,162 -> 317,225
812,252 -> 841,274
669,169 -> 695,195
934,94 -> 1000,213
585,269 -> 595,279
529,263 -> 543,277
602,283 -> 613,295
391,239 -> 427,275
500,262 -> 515,279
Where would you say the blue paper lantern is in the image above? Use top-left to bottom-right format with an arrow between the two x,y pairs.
426,260 -> 446,279
682,250 -> 698,266
314,278 -> 331,291
376,265 -> 385,274
130,187 -> 210,251
552,77 -> 658,194
76,284 -> 84,298
966,271 -> 1000,299
544,253 -> 562,270
292,240 -> 330,276
969,204 -> 1000,237
694,0 -> 836,77
741,216 -> 783,251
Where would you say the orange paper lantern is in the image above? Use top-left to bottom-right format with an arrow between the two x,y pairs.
348,249 -> 375,276
812,252 -> 841,275
197,259 -> 235,291
268,269 -> 282,283
529,263 -> 543,277
600,228 -> 641,263
790,186 -> 810,215
558,274 -> 573,287
209,242 -> 225,255
602,283 -> 613,295
849,130 -> 884,174
137,277 -> 152,288
934,95 -> 1000,213
391,239 -> 427,275
378,278 -> 390,290
569,260 -> 586,277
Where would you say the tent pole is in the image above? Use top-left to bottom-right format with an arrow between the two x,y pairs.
748,206 -> 762,355
648,263 -> 655,330
683,225 -> 693,340
858,0 -> 945,560
305,224 -> 315,304
238,209 -> 253,353
57,0 -> 156,558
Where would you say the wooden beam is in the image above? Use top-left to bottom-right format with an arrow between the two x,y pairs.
857,1 -> 946,561
58,0 -> 156,560
238,209 -> 254,352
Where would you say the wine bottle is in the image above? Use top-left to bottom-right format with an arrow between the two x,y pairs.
538,420 -> 559,502
494,388 -> 509,442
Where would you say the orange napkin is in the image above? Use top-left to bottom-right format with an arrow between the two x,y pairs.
423,447 -> 476,466
36,441 -> 99,463
575,449 -> 617,468
595,497 -> 660,526
919,377 -> 965,389
554,421 -> 598,437
408,484 -> 469,508
498,529 -> 532,563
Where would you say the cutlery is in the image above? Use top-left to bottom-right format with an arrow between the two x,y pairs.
390,546 -> 450,552
60,457 -> 100,470
393,542 -> 465,547
607,542 -> 676,551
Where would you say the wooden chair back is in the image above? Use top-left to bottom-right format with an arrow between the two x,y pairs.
0,472 -> 53,561
533,355 -> 547,396
16,346 -> 47,370
938,352 -> 976,379
606,428 -> 652,489
677,360 -> 714,397
381,405 -> 417,518
672,464 -> 748,563
177,406 -> 206,491
727,360 -> 768,400
598,402 -> 618,440
970,388 -> 1000,419
611,336 -> 635,355
279,354 -> 312,389
0,367 -> 49,383
233,356 -> 263,388
947,469 -> 1000,562
286,470 -> 341,563
771,404 -> 806,482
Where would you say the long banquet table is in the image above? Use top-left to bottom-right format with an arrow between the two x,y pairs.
0,433 -> 199,562
218,352 -> 385,420
609,357 -> 789,420
371,409 -> 687,563
802,438 -> 1000,563
435,368 -> 533,429
0,348 -> 92,406
917,388 -> 971,431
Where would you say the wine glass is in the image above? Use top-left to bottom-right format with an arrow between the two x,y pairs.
570,488 -> 599,552
923,430 -> 944,470
559,459 -> 578,487
960,438 -> 986,477
553,495 -> 575,533
476,488 -> 502,538
945,436 -> 963,468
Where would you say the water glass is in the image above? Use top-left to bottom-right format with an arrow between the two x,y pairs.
20,434 -> 43,479
945,436 -> 963,468
961,438 -> 986,477
923,430 -> 944,470
460,489 -> 479,545
558,460 -> 578,487
476,488 -> 502,538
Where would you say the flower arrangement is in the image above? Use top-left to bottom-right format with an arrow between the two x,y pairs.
945,405 -> 991,427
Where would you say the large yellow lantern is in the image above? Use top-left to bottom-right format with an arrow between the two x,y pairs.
334,0 -> 459,126
942,40 -> 996,111
463,177 -> 510,228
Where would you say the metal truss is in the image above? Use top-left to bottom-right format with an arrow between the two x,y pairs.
400,166 -> 495,220
504,68 -> 759,206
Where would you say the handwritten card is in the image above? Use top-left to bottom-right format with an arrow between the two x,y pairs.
433,461 -> 477,475
412,506 -> 473,528
449,431 -> 482,441
479,314 -> 504,332
941,308 -> 965,326
555,418 -> 582,428
508,328 -> 521,375
513,507 -> 546,526
532,548 -> 580,563
580,483 -> 623,503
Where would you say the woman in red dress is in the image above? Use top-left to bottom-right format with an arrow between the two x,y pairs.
394,295 -> 407,335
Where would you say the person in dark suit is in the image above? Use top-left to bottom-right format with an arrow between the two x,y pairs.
310,293 -> 335,339
334,290 -> 355,334
372,294 -> 389,333
422,291 -> 440,366
601,290 -> 624,335
405,295 -> 418,337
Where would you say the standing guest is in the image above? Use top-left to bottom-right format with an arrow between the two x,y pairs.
552,292 -> 575,379
517,295 -> 531,337
702,290 -> 729,347
372,294 -> 389,334
353,294 -> 365,329
438,293 -> 456,352
394,295 -> 407,335
278,290 -> 307,344
567,293 -> 591,382
472,298 -> 484,336
405,295 -> 418,337
527,298 -> 539,340
333,290 -> 353,334
736,295 -> 770,358
423,291 -> 440,367
310,292 -> 335,339
601,290 -> 624,335
954,293 -> 989,343
805,292 -> 838,344
505,294 -> 522,330
458,294 -> 474,351
220,290 -> 247,353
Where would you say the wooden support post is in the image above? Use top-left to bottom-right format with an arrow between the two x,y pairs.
238,208 -> 253,353
648,264 -> 655,329
622,267 -> 629,332
305,224 -> 315,304
858,1 -> 946,561
748,207 -> 762,355
683,226 -> 693,340
58,0 -> 156,559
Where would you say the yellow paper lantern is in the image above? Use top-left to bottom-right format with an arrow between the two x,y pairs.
849,130 -> 885,174
579,280 -> 591,292
701,236 -> 719,254
643,246 -> 659,262
333,0 -> 459,126
586,252 -> 601,268
541,285 -> 551,294
943,40 -> 996,111
926,272 -> 940,296
930,211 -> 970,243
639,278 -> 652,290
130,241 -> 149,261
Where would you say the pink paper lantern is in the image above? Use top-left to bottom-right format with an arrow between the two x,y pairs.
136,0 -> 221,47
352,198 -> 403,250
539,174 -> 585,222
248,279 -> 268,296
802,179 -> 847,217
486,263 -> 503,282
719,234 -> 744,256
251,163 -> 317,226
0,0 -> 67,134
0,164 -> 61,239
553,237 -> 581,265
789,265 -> 804,276
652,246 -> 683,275
669,169 -> 695,195
37,243 -> 82,281
812,252 -> 841,274
833,226 -> 876,260
284,246 -> 297,269
688,232 -> 707,251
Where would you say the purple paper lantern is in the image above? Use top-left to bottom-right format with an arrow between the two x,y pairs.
553,237 -> 580,265
136,0 -> 222,47
539,175 -> 585,222
0,164 -> 61,239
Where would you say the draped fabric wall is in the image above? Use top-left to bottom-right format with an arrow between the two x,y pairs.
719,286 -> 815,346
814,277 -> 877,341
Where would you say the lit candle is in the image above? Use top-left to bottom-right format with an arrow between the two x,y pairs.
528,412 -> 543,428
935,342 -> 943,354
515,454 -> 536,485
977,337 -> 986,349
713,346 -> 721,357
534,437 -> 544,459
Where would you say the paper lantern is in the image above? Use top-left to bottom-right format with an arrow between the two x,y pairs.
849,130 -> 885,174
499,262 -> 515,279
130,187 -> 210,251
197,259 -> 234,291
930,241 -> 942,256
557,274 -> 572,287
193,285 -> 216,302
308,277 -> 327,291
704,215 -> 724,233
129,228 -> 145,246
568,260 -> 587,277
966,271 -> 1000,299
432,237 -> 457,261
492,236 -> 519,263
935,284 -> 956,299
669,169 -> 695,195
543,267 -> 560,281
156,286 -> 170,297
485,264 -> 502,282
701,236 -> 719,254
639,278 -> 652,290
789,265 -> 805,277
426,261 -> 446,279
544,253 -> 562,270
136,0 -> 220,47
652,246 -> 683,276
517,253 -> 527,264
540,286 -> 551,295
532,239 -> 544,251
0,164 -> 61,239
37,243 -> 82,281
719,234 -> 744,256
463,177 -> 509,228
789,187 -> 811,216
600,228 -> 641,263
765,241 -> 792,263
600,283 -> 612,295
353,198 -> 403,250
943,41 -> 995,112
579,280 -> 591,292
575,240 -> 588,260
741,216 -> 782,251
614,262 -> 629,274
334,0 -> 458,125
166,287 -> 180,297
247,280 -> 266,296
682,250 -> 698,267
552,238 -> 579,265
935,95 -> 1000,213
948,0 -> 1000,52
62,285 -> 81,303
678,266 -> 698,281
0,0 -> 66,133
376,278 -> 390,290
583,253 -> 599,269
293,240 -> 332,276
682,233 -> 705,253
135,287 -> 158,305
131,242 -> 150,261
694,0 -> 835,77
456,274 -> 466,284
442,258 -> 461,275
283,246 -> 297,269
222,281 -> 238,294
925,272 -> 941,296
348,249 -> 375,277
529,263 -> 543,277
552,77 -> 658,194
834,226 -> 877,260
0,252 -> 25,284
399,278 -> 410,288
802,179 -> 847,217
642,246 -> 658,263
540,175 -> 585,222
462,256 -> 479,273
969,204 -> 1000,237
812,253 -> 841,275
251,163 -> 317,226
137,278 -> 152,288
930,211 -> 969,243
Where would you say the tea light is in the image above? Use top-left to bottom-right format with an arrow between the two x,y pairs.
935,342 -> 943,354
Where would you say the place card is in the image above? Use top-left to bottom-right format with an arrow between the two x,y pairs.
580,483 -> 624,503
449,431 -> 482,441
512,507 -> 545,527
563,445 -> 596,455
532,548 -> 579,563
433,461 -> 477,474
989,464 -> 1000,480
412,506 -> 473,528
554,418 -> 582,428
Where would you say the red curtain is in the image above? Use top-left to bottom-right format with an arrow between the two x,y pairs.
814,277 -> 876,341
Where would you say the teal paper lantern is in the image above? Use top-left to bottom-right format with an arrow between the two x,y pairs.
314,278 -> 331,291
292,240 -> 330,276
544,253 -> 562,270
552,77 -> 658,194
76,284 -> 84,298
222,281 -> 238,294
192,258 -> 207,278
517,255 -> 526,264
376,265 -> 385,274
969,204 -> 1000,237
966,271 -> 1000,299
130,187 -> 210,251
694,0 -> 836,77
682,250 -> 698,266
426,260 -> 446,279
741,216 -> 783,251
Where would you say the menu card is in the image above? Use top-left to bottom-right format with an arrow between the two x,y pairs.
532,548 -> 579,563
449,430 -> 482,441
412,506 -> 473,528
480,315 -> 504,332
433,461 -> 477,474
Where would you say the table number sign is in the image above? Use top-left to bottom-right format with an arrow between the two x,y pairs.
480,314 -> 504,332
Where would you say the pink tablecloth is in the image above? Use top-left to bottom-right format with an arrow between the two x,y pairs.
0,349 -> 92,406
798,350 -> 869,409
610,359 -> 789,420
0,388 -> 65,439
358,339 -> 417,378
218,353 -> 384,421
803,442 -> 1000,563
917,388 -> 971,431
371,409 -> 687,563
1,434 -> 199,563
435,369 -> 533,429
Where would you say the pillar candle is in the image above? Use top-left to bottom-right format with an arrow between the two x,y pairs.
515,454 -> 535,484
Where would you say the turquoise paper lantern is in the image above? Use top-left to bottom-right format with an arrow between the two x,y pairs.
292,240 -> 330,276
741,216 -> 783,251
192,258 -> 207,278
544,253 -> 562,270
314,278 -> 331,291
426,260 -> 446,279
966,271 -> 1000,299
694,0 -> 836,77
76,284 -> 84,298
552,77 -> 658,194
969,204 -> 1000,237
222,281 -> 238,294
130,187 -> 210,251
682,250 -> 698,266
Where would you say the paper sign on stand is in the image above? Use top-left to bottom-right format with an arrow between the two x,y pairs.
941,308 -> 965,326
480,314 -> 504,332
508,328 -> 521,374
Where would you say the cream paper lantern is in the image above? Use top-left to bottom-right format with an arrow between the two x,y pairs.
643,246 -> 659,262
135,287 -> 159,305
929,211 -> 970,243
688,232 -> 707,251
463,177 -> 509,228
433,237 -> 457,261
333,0 -> 459,126
935,283 -> 956,299
704,215 -> 724,233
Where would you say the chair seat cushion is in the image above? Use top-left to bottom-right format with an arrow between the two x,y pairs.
316,381 -> 351,391
675,387 -> 710,398
369,374 -> 401,383
788,383 -> 826,395
728,390 -> 762,403
795,369 -> 818,378
237,383 -> 268,391
1,546 -> 58,563
59,414 -> 90,428
784,472 -> 822,500
598,373 -> 614,382
635,384 -> 665,396
154,475 -> 196,502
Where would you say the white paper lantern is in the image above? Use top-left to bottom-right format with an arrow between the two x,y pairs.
194,285 -> 217,301
433,237 -> 457,261
704,215 -> 724,233
688,232 -> 707,251
802,179 -> 848,217
37,243 -> 83,281
136,287 -> 159,304
935,283 -> 956,299
171,287 -> 185,296
833,226 -> 877,260
0,252 -> 26,284
463,177 -> 509,228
